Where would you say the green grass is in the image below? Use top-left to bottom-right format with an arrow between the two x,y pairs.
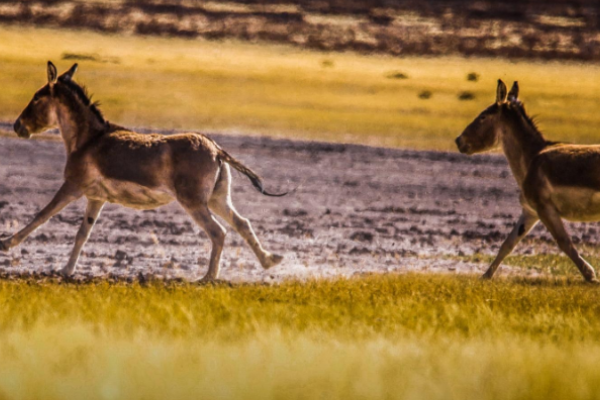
2,26 -> 600,150
1,274 -> 600,399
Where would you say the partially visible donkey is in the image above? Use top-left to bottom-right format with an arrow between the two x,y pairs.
456,79 -> 599,283
3,61 -> 286,281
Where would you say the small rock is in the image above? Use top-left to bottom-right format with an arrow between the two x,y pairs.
114,250 -> 128,261
350,231 -> 374,242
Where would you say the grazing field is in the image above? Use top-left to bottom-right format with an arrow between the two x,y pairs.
3,23 -> 600,400
2,26 -> 600,150
1,274 -> 600,400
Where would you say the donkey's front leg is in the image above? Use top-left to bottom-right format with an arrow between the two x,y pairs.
59,200 -> 104,276
482,210 -> 539,279
537,204 -> 598,283
0,182 -> 82,252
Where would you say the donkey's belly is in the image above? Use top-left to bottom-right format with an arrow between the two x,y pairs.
84,179 -> 175,210
551,186 -> 600,222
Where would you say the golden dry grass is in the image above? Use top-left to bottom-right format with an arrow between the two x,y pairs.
2,25 -> 600,399
1,274 -> 600,400
1,26 -> 600,150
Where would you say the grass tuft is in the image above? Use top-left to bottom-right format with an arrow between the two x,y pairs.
458,91 -> 476,100
467,72 -> 480,81
418,90 -> 432,99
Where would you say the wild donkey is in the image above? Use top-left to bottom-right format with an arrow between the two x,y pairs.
456,79 -> 599,283
2,61 -> 286,281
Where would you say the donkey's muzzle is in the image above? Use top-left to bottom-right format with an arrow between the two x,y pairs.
455,136 -> 470,154
13,119 -> 30,139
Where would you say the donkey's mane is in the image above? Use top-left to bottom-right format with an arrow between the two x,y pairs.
511,101 -> 542,137
59,76 -> 106,124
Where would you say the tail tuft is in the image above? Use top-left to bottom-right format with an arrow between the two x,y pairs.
217,149 -> 289,197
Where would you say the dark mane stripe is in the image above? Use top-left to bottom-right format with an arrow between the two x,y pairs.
58,76 -> 106,124
513,101 -> 540,135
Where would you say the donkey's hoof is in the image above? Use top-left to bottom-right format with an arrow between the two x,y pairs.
480,272 -> 494,280
585,277 -> 600,285
195,276 -> 231,287
262,253 -> 283,270
195,275 -> 218,285
45,269 -> 75,283
56,268 -> 74,279
0,238 -> 11,252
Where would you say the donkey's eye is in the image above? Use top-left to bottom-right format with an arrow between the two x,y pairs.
33,94 -> 41,102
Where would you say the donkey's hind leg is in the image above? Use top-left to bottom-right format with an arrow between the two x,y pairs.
182,204 -> 227,282
536,204 -> 598,283
209,164 -> 283,269
59,200 -> 104,276
482,209 -> 539,279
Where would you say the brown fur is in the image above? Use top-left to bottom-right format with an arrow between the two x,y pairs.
456,79 -> 599,282
2,61 -> 285,281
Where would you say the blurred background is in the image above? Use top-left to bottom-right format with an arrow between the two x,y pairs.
1,0 -> 599,150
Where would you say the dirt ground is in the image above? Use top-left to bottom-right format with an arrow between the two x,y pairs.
0,124 -> 593,283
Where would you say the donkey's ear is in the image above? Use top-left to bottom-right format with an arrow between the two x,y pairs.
496,79 -> 508,104
507,81 -> 519,102
60,63 -> 78,81
47,61 -> 58,84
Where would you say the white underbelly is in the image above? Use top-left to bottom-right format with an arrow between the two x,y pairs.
551,186 -> 600,222
83,179 -> 175,210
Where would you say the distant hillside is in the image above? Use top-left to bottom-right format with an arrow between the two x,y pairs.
1,0 -> 599,61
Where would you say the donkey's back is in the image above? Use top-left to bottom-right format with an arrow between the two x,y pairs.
67,130 -> 223,209
524,144 -> 600,222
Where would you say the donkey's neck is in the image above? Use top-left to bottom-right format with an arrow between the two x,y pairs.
500,110 -> 546,187
56,103 -> 105,154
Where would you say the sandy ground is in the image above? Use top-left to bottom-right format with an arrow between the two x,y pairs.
0,125 -> 593,283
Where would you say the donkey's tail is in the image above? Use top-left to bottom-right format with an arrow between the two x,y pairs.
217,149 -> 290,197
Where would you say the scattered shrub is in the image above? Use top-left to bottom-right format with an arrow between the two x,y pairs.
61,52 -> 100,62
418,90 -> 432,99
61,52 -> 120,64
458,91 -> 475,100
467,72 -> 480,81
368,14 -> 394,26
386,71 -> 408,79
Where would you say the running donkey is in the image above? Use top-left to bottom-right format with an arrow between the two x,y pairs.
456,79 -> 599,283
2,62 -> 286,281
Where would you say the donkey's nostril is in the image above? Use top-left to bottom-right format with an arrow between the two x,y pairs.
13,119 -> 30,139
455,136 -> 470,154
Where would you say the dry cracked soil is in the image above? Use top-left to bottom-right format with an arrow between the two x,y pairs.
0,125 -> 594,283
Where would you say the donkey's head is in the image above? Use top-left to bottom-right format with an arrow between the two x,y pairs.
13,61 -> 78,139
455,79 -> 519,155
